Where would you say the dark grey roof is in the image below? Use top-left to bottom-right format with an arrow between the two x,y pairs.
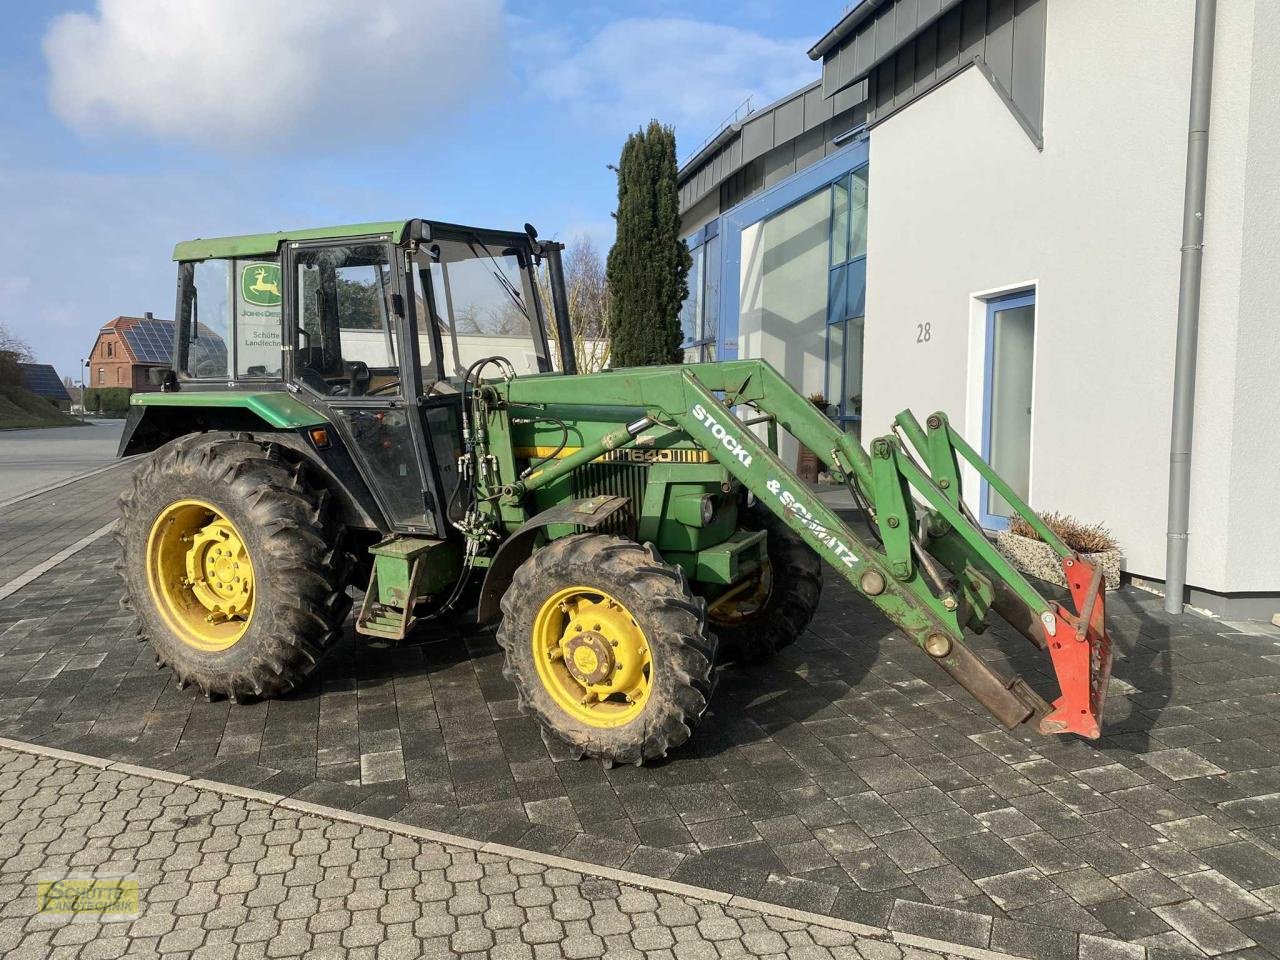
19,363 -> 71,402
677,79 -> 867,213
807,0 -> 1045,144
808,0 -> 883,60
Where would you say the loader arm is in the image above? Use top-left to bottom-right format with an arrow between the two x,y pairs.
500,360 -> 1113,739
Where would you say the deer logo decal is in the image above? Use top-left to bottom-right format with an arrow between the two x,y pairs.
241,262 -> 283,307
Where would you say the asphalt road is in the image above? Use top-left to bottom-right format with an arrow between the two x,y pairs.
0,419 -> 126,501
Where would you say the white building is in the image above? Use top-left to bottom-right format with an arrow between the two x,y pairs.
676,0 -> 1279,617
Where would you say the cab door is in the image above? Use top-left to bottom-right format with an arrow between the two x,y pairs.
283,237 -> 443,536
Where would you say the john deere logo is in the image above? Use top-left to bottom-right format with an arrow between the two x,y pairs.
241,262 -> 281,306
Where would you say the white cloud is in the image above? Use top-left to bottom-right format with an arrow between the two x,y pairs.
44,0 -> 506,149
534,18 -> 816,147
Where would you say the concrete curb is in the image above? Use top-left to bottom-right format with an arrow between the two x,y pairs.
0,735 -> 1045,960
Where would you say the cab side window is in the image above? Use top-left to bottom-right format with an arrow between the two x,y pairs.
183,259 -> 232,380
295,244 -> 400,397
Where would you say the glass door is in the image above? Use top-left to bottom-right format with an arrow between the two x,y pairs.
980,291 -> 1036,529
287,240 -> 438,536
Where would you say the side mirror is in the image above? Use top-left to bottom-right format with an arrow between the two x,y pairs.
146,367 -> 171,386
524,222 -> 539,243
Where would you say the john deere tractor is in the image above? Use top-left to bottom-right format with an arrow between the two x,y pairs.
117,218 -> 1113,764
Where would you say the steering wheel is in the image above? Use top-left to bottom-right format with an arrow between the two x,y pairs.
365,379 -> 401,397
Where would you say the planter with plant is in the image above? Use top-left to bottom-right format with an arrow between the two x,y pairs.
796,393 -> 828,483
995,512 -> 1122,590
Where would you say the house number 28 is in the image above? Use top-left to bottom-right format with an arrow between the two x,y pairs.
916,322 -> 932,343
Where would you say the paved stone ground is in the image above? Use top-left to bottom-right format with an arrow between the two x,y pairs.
5,488 -> 1280,958
0,744 -> 968,960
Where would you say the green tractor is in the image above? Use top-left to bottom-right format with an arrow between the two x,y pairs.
117,218 -> 1114,765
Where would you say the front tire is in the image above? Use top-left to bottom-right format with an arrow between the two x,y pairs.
708,502 -> 823,663
497,534 -> 716,765
118,432 -> 352,701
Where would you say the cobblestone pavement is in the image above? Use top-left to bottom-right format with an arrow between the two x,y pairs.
0,743 -> 974,960
5,485 -> 1280,959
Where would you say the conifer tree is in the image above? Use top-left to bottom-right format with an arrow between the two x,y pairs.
606,121 -> 691,367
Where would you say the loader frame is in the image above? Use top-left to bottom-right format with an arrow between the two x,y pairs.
494,359 -> 1113,739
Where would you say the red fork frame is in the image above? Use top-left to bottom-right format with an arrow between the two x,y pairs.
1038,556 -> 1114,739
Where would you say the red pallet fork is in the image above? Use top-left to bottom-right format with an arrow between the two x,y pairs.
890,410 -> 1115,740
1040,555 -> 1114,738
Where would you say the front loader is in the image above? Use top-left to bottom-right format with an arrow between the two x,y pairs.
117,218 -> 1112,765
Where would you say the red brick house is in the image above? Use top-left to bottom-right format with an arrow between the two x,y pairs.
87,313 -> 176,392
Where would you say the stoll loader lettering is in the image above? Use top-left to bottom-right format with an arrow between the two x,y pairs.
116,218 -> 1113,765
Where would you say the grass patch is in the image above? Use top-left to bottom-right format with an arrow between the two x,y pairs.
0,384 -> 83,429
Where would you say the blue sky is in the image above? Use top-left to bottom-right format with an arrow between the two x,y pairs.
0,0 -> 839,382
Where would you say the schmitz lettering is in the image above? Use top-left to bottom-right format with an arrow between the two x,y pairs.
690,404 -> 753,468
765,478 -> 858,568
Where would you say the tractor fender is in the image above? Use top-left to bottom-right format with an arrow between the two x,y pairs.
119,406 -> 386,532
476,495 -> 632,625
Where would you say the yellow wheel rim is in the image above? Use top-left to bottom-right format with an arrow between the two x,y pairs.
146,499 -> 255,652
532,586 -> 653,728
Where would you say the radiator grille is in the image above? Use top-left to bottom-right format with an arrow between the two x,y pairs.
571,462 -> 648,510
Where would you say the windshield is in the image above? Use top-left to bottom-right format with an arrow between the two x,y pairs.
411,237 -> 548,380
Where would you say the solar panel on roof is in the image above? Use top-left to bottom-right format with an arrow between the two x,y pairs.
122,318 -> 177,364
113,317 -> 228,375
19,364 -> 71,400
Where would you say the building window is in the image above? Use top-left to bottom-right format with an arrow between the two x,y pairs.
679,229 -> 720,363
106,341 -> 114,359
116,367 -> 122,384
825,166 -> 868,437
98,367 -> 104,384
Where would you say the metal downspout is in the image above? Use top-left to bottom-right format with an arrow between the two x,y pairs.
1165,0 -> 1218,614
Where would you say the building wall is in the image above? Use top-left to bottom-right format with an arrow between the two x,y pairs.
861,0 -> 1264,592
89,330 -> 164,392
90,331 -> 136,389
1223,0 -> 1280,593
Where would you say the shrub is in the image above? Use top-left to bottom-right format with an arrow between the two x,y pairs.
84,387 -> 133,417
1010,511 -> 1118,554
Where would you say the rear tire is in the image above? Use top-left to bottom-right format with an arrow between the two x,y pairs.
118,432 -> 352,701
497,534 -> 716,765
708,502 -> 823,663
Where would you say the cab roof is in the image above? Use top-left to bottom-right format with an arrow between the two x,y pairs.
172,221 -> 410,261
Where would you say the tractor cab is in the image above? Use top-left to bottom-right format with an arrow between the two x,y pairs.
163,219 -> 570,540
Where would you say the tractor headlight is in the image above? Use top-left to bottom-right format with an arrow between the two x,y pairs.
674,493 -> 718,528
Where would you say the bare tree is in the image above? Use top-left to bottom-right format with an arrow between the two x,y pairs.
536,236 -> 612,372
0,321 -> 33,386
